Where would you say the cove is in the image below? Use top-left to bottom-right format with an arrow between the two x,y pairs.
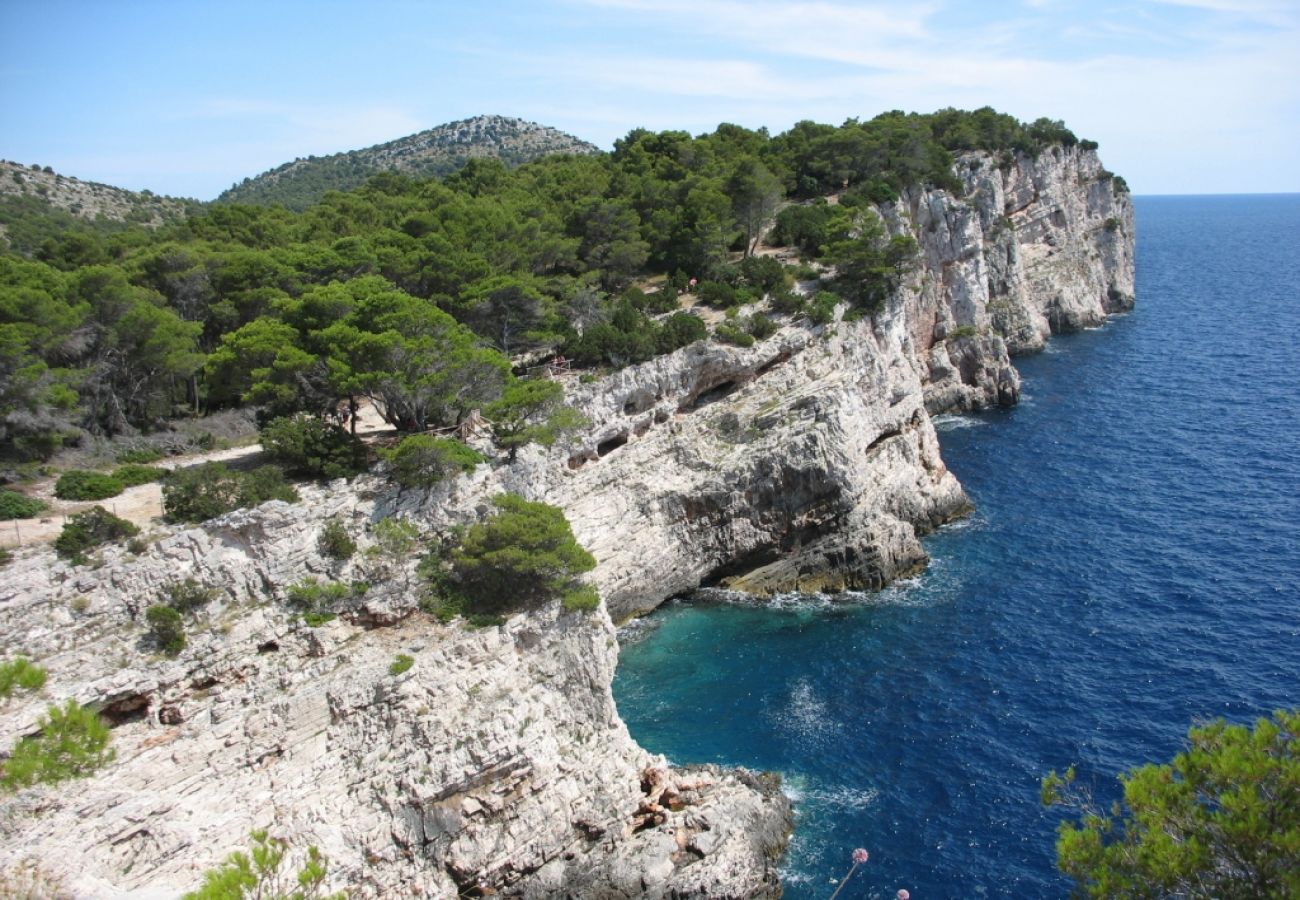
613,195 -> 1300,897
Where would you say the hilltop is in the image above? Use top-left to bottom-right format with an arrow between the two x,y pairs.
217,114 -> 599,210
0,160 -> 197,255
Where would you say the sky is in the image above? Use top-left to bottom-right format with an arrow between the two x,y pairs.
1,0 -> 1296,199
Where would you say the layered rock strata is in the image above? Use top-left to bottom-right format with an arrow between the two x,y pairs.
0,145 -> 1131,896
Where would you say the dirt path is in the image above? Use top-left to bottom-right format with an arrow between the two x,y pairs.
3,402 -> 396,550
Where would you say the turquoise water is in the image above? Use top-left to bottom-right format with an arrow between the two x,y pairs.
613,195 -> 1300,897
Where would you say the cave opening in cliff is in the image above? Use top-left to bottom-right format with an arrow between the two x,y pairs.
597,432 -> 629,457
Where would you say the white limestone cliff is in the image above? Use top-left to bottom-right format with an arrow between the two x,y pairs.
0,145 -> 1132,896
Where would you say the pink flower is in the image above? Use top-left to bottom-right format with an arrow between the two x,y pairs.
852,848 -> 869,864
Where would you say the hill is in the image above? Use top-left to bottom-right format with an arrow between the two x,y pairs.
0,160 -> 198,255
217,114 -> 599,210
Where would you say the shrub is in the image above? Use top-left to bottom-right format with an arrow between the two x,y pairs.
316,519 -> 357,560
116,446 -> 163,464
0,490 -> 46,521
381,435 -> 484,489
713,325 -> 755,348
449,494 -> 597,616
301,612 -> 337,628
286,578 -> 353,613
656,312 -> 707,354
54,506 -> 139,561
146,605 -> 186,655
808,291 -> 841,325
1,699 -> 114,791
562,584 -> 601,612
54,470 -> 124,501
388,654 -> 414,676
696,280 -> 738,308
111,464 -> 166,486
181,828 -> 344,900
0,547 -> 10,568
259,415 -> 368,480
0,657 -> 47,700
738,255 -> 786,294
163,579 -> 218,614
947,324 -> 979,340
745,313 -> 778,340
162,463 -> 298,524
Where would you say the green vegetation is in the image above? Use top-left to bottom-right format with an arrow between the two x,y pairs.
161,462 -> 298,523
111,463 -> 165,486
259,415 -> 367,479
54,469 -> 125,501
53,505 -> 139,561
1,699 -> 114,791
1043,710 -> 1300,898
316,518 -> 357,560
219,114 -> 597,211
181,828 -> 345,900
388,654 -> 414,676
947,325 -> 980,340
116,446 -> 164,463
483,379 -> 586,461
1,108 -> 1090,465
0,657 -> 47,701
145,604 -> 186,655
0,489 -> 46,520
162,578 -> 218,614
380,434 -> 484,488
444,494 -> 597,616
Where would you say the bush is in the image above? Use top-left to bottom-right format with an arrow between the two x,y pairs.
381,435 -> 484,489
146,604 -> 186,655
286,578 -> 353,613
738,255 -> 786,294
388,654 -> 414,676
0,657 -> 47,700
53,506 -> 139,561
259,415 -> 368,480
0,547 -> 10,568
54,470 -> 124,501
713,325 -> 755,348
115,446 -> 163,464
745,313 -> 778,340
448,494 -> 597,616
316,519 -> 356,560
163,579 -> 218,614
162,463 -> 298,524
808,291 -> 841,324
696,280 -> 738,308
111,464 -> 165,486
562,584 -> 601,612
0,490 -> 47,521
181,828 -> 344,900
656,312 -> 707,355
1,699 -> 114,791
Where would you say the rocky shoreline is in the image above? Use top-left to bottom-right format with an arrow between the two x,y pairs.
0,145 -> 1132,896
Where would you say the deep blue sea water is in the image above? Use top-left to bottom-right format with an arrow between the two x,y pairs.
613,195 -> 1300,898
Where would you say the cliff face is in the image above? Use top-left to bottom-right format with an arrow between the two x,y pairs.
0,146 -> 1131,896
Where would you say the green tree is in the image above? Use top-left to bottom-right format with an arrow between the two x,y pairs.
259,415 -> 368,480
162,462 -> 298,524
381,434 -> 484,488
182,829 -> 344,900
145,604 -> 186,655
1042,710 -> 1300,899
483,379 -> 586,461
449,494 -> 597,615
0,657 -> 47,701
53,505 -> 139,562
1,699 -> 114,791
726,159 -> 783,256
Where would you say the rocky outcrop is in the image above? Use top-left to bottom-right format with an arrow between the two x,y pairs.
0,517 -> 790,897
0,144 -> 1130,896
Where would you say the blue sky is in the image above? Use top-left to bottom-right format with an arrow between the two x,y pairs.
1,0 -> 1296,199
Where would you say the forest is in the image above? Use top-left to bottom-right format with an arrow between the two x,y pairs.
0,107 -> 1096,474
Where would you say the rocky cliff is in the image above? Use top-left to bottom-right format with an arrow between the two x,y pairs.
0,144 -> 1131,896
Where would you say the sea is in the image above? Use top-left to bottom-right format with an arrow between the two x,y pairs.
612,194 -> 1300,898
